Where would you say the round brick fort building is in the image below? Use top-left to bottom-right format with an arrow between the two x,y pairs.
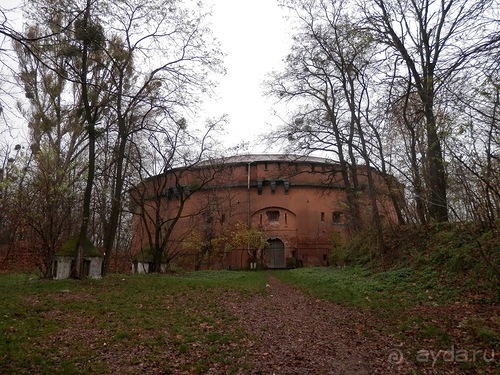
130,154 -> 400,271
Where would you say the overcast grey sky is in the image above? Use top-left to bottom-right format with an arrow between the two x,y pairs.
204,0 -> 292,152
1,0 -> 293,152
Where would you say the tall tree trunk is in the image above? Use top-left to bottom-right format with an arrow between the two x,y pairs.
102,130 -> 127,275
346,74 -> 387,255
74,0 -> 95,279
423,101 -> 448,222
323,98 -> 361,234
410,130 -> 427,224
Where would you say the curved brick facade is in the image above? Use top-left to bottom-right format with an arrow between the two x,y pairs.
131,154 -> 399,270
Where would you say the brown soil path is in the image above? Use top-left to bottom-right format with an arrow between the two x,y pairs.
227,276 -> 416,374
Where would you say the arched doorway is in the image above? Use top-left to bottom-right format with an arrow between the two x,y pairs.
264,238 -> 286,269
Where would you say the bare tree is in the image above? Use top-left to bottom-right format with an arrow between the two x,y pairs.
184,165 -> 253,270
269,0 -> 398,254
363,0 -> 500,222
275,0 -> 499,229
269,0 -> 364,233
0,142 -> 24,260
0,3 -> 24,125
14,147 -> 78,277
444,56 -> 499,225
129,119 -> 224,273
11,14 -> 95,277
94,0 -> 224,275
16,0 -> 224,277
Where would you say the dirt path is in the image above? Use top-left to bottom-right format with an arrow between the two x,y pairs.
227,276 -> 416,374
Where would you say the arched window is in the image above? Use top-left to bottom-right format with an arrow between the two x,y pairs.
266,210 -> 280,222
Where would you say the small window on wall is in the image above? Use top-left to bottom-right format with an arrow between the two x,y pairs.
266,210 -> 280,222
332,211 -> 343,224
321,212 -> 325,222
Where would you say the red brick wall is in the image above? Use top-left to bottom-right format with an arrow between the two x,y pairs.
131,155 -> 400,270
0,242 -> 42,274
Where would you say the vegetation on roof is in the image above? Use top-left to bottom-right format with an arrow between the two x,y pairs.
57,236 -> 101,257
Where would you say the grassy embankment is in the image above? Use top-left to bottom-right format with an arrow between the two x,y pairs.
274,222 -> 499,372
